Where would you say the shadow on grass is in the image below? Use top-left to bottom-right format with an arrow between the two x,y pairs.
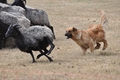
97,51 -> 118,56
35,59 -> 70,64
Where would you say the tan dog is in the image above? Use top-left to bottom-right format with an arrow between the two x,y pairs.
65,10 -> 108,54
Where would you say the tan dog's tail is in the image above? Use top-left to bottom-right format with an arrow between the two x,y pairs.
99,10 -> 108,27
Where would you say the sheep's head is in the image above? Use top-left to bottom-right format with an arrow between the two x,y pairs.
5,24 -> 21,38
12,0 -> 26,9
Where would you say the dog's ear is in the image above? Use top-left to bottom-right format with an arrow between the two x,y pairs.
73,27 -> 77,32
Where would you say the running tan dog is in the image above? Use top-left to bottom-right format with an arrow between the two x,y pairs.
65,10 -> 108,54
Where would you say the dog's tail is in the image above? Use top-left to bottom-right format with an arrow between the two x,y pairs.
99,10 -> 108,27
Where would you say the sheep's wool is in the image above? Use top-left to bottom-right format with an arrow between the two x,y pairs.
27,26 -> 53,41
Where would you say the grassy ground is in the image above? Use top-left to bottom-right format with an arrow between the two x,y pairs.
0,0 -> 120,80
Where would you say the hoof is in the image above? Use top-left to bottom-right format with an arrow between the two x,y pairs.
47,53 -> 50,55
32,60 -> 36,63
49,58 -> 53,62
36,54 -> 42,59
36,56 -> 40,59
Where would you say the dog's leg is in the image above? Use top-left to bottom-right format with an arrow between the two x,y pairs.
95,42 -> 101,49
102,39 -> 108,50
80,46 -> 87,55
89,42 -> 94,53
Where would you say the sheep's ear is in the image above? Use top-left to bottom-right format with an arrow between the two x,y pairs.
24,0 -> 26,4
73,27 -> 77,32
12,24 -> 21,29
16,25 -> 21,29
9,24 -> 14,28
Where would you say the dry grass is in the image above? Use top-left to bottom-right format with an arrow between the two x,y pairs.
0,0 -> 120,80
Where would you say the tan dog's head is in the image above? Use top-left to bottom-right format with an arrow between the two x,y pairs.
65,27 -> 78,39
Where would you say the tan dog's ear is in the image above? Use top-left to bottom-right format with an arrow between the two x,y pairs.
73,27 -> 77,32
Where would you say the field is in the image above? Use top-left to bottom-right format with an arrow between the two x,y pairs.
0,0 -> 120,80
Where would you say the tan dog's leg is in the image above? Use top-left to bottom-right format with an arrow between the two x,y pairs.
89,42 -> 94,53
102,39 -> 108,50
80,46 -> 87,55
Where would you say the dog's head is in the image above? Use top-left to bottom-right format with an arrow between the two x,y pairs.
65,27 -> 78,39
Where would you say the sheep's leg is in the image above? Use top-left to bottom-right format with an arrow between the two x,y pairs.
2,37 -> 7,47
37,53 -> 53,62
37,49 -> 53,62
49,26 -> 56,39
0,37 -> 2,49
44,54 -> 53,62
45,37 -> 55,55
37,48 -> 44,59
44,49 -> 53,62
29,51 -> 36,63
0,35 -> 5,49
37,54 -> 42,59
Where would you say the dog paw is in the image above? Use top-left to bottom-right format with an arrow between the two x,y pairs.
95,46 -> 100,49
95,43 -> 101,49
102,48 -> 106,50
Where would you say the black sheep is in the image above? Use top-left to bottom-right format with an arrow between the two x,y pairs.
5,24 -> 55,63
0,0 -> 7,4
0,3 -> 30,48
12,0 -> 26,9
